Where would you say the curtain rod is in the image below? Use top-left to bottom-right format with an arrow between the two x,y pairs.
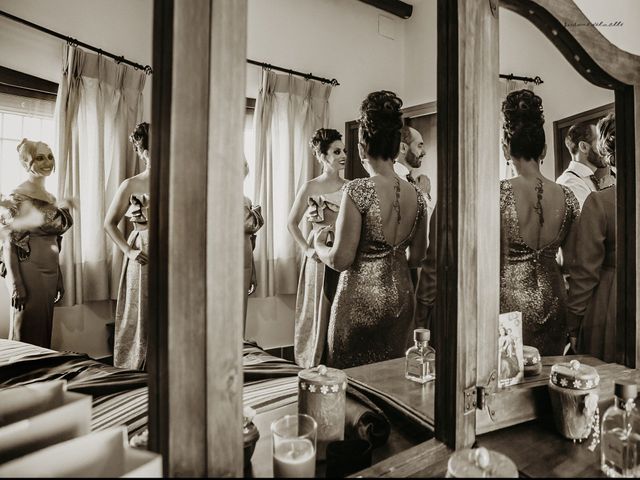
500,73 -> 544,85
247,59 -> 339,86
0,9 -> 153,75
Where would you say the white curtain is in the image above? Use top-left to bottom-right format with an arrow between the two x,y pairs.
499,78 -> 537,180
252,70 -> 332,297
55,45 -> 146,306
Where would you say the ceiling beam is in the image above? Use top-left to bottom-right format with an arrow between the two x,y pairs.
358,0 -> 413,19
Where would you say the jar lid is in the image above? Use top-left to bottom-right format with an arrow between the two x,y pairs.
414,328 -> 430,342
615,380 -> 638,400
447,447 -> 518,478
522,346 -> 540,367
550,359 -> 599,390
298,365 -> 347,391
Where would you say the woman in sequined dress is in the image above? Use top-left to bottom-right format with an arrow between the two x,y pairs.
287,129 -> 346,368
500,90 -> 580,355
315,91 -> 427,369
0,139 -> 73,348
104,122 -> 150,370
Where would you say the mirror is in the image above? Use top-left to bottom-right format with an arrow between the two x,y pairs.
498,7 -> 617,366
242,0 -> 439,474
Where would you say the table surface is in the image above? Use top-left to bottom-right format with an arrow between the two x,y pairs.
249,356 -> 639,478
248,357 -> 433,477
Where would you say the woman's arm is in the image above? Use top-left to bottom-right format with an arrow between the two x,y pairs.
314,193 -> 361,272
287,182 -> 317,261
104,179 -> 148,265
408,213 -> 427,269
2,238 -> 26,311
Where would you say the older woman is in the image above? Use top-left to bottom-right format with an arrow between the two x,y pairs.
0,139 -> 73,348
104,122 -> 150,370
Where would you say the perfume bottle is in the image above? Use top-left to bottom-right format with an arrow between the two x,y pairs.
601,380 -> 640,477
405,328 -> 436,384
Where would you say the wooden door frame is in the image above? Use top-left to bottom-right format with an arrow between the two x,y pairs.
552,102 -> 615,180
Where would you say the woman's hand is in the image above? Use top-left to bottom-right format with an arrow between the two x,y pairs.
314,226 -> 334,249
11,282 -> 27,311
127,248 -> 149,265
305,246 -> 319,262
54,274 -> 65,304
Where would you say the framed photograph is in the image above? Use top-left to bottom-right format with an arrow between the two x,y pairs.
498,311 -> 524,387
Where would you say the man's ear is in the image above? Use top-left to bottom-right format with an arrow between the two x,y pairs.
399,142 -> 408,154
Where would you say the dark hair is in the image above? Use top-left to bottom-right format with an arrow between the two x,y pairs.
565,122 -> 595,155
596,113 -> 615,166
129,122 -> 150,151
501,89 -> 545,160
358,90 -> 404,160
309,128 -> 342,156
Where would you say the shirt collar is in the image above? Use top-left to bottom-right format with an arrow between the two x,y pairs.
393,161 -> 411,177
567,160 -> 596,176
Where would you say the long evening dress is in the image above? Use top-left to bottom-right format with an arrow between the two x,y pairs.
244,196 -> 264,333
499,180 -> 580,356
294,189 -> 343,368
114,193 -> 149,370
327,178 -> 426,369
0,189 -> 73,348
567,186 -> 616,362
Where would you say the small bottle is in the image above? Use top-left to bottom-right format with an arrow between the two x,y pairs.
601,380 -> 640,477
405,328 -> 436,384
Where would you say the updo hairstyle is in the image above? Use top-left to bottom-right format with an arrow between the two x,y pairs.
129,122 -> 150,152
501,89 -> 545,160
596,113 -> 615,167
358,90 -> 404,160
309,128 -> 342,158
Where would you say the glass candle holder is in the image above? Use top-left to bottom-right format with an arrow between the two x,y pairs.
271,414 -> 317,478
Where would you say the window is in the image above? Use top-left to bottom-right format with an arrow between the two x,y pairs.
244,98 -> 256,199
0,99 -> 57,195
0,66 -> 58,197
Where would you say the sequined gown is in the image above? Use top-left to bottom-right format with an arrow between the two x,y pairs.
328,178 -> 426,369
114,194 -> 149,370
500,180 -> 579,355
294,189 -> 343,368
0,190 -> 73,348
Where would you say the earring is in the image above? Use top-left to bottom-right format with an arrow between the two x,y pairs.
506,160 -> 510,166
541,160 -> 544,165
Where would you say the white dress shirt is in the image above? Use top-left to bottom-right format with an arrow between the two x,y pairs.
393,161 -> 435,244
556,161 -> 597,209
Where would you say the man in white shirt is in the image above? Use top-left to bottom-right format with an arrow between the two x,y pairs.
556,122 -> 614,209
395,126 -> 436,329
394,126 -> 434,218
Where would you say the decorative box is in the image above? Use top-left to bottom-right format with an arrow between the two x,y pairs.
522,345 -> 542,377
446,447 -> 518,477
298,364 -> 347,461
548,359 -> 600,441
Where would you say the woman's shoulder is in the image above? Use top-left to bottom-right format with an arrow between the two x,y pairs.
343,178 -> 375,213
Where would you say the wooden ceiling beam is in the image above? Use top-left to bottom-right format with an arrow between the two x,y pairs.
358,0 -> 413,19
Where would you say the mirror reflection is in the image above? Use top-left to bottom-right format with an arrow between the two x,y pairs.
498,8 -> 617,366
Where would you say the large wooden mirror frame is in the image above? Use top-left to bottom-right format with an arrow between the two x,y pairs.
147,0 -> 640,476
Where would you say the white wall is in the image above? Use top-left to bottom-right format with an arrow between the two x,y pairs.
0,0 -> 152,356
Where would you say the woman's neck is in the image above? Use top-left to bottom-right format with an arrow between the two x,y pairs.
26,175 -> 47,190
367,158 -> 395,177
319,168 -> 341,182
514,158 -> 543,180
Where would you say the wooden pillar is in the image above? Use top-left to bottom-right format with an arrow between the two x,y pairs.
149,0 -> 246,476
436,0 -> 500,450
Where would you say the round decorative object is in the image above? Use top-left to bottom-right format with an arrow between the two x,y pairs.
298,365 -> 347,461
446,447 -> 518,477
522,345 -> 542,377
548,360 -> 600,442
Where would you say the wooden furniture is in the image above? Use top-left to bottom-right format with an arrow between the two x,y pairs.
148,0 -> 640,475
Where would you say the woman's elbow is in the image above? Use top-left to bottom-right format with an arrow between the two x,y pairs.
331,253 -> 354,272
